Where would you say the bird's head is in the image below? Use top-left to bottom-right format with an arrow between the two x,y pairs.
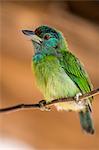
22,25 -> 68,55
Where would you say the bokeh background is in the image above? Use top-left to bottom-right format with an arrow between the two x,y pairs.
0,1 -> 99,150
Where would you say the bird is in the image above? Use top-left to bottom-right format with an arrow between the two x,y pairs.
22,25 -> 94,134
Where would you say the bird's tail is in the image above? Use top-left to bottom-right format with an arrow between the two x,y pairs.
79,108 -> 95,134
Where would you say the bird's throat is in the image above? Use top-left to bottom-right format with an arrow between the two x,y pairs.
32,52 -> 46,63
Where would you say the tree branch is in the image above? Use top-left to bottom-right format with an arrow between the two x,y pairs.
0,88 -> 99,113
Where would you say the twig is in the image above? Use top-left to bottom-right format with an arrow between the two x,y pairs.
0,88 -> 99,113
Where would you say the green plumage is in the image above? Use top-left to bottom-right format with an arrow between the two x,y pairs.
61,51 -> 93,93
33,55 -> 80,103
22,25 -> 95,134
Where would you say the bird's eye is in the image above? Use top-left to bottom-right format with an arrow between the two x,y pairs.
44,34 -> 50,40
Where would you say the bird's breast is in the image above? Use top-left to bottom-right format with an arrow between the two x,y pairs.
32,55 -> 85,111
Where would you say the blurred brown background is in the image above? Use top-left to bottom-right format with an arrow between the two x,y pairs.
0,1 -> 99,150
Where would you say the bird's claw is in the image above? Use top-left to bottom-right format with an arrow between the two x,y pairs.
39,100 -> 51,111
75,92 -> 82,103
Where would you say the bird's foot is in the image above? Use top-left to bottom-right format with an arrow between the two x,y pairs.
39,100 -> 51,111
75,92 -> 82,103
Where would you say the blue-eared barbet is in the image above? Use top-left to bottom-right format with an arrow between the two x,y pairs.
22,25 -> 95,134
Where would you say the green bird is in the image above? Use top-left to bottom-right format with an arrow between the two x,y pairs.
22,25 -> 94,134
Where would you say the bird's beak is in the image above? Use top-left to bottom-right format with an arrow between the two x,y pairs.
22,30 -> 42,44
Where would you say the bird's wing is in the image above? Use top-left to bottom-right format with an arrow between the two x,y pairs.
59,51 -> 93,102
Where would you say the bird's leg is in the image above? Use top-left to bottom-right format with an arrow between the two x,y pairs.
75,93 -> 92,111
39,100 -> 51,111
75,92 -> 82,103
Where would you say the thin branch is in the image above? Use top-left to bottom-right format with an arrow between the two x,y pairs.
0,88 -> 99,113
